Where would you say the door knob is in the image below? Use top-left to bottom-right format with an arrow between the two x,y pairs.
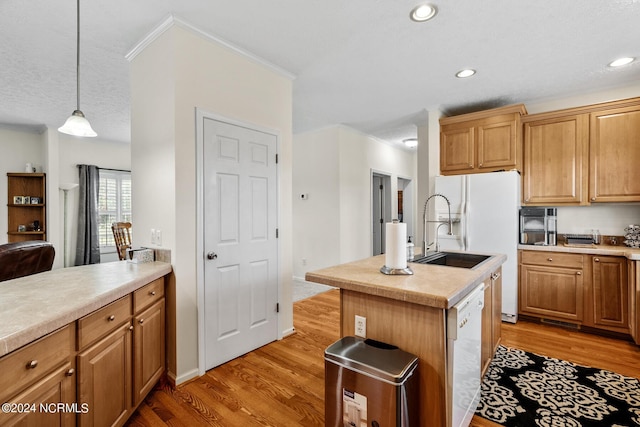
207,252 -> 218,260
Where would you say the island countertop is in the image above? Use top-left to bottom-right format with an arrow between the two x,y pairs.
305,252 -> 506,309
0,261 -> 172,357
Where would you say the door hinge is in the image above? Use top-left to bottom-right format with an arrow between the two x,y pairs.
379,218 -> 384,224
276,303 -> 280,313
276,228 -> 279,238
379,184 -> 383,190
275,153 -> 279,164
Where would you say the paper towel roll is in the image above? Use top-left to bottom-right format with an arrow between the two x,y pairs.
385,221 -> 407,269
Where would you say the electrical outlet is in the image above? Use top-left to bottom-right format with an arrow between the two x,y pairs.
355,315 -> 366,338
156,230 -> 162,246
151,228 -> 156,244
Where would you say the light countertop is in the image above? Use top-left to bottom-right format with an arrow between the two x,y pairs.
305,252 -> 506,309
0,261 -> 172,357
518,243 -> 640,260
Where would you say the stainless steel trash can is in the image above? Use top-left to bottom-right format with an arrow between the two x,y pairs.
325,336 -> 419,427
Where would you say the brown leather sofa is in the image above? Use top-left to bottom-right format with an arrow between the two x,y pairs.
0,241 -> 55,282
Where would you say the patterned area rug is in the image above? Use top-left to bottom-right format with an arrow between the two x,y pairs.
476,345 -> 640,426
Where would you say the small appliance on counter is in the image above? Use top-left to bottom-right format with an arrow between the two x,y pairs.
519,207 -> 557,245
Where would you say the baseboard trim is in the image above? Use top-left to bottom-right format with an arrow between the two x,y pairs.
173,368 -> 200,386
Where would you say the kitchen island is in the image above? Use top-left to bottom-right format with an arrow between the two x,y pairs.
306,252 -> 505,427
0,261 -> 171,426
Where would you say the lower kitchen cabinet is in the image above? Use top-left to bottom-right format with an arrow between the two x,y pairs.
589,256 -> 628,333
629,260 -> 639,344
0,325 -> 77,427
133,298 -> 165,405
519,251 -> 585,322
77,323 -> 133,427
482,267 -> 502,376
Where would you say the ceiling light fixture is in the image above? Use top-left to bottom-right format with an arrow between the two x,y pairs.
410,4 -> 437,22
455,69 -> 476,78
58,0 -> 97,137
403,138 -> 418,148
608,57 -> 635,67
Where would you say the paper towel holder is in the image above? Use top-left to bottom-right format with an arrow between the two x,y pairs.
380,265 -> 413,275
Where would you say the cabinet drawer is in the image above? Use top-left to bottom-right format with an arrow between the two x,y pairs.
133,278 -> 165,313
78,295 -> 132,349
521,251 -> 584,268
0,324 -> 75,402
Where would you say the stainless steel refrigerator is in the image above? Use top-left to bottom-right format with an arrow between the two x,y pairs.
434,170 -> 520,322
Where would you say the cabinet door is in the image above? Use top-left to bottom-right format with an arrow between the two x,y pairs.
133,299 -> 165,405
481,281 -> 492,376
630,260 -> 639,344
78,323 -> 132,427
477,120 -> 517,170
522,114 -> 589,205
592,256 -> 628,331
440,125 -> 475,174
519,264 -> 584,322
0,362 -> 76,427
590,105 -> 640,202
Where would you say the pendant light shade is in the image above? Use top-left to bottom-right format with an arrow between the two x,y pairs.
58,0 -> 97,137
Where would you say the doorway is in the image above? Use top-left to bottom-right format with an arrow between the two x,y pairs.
198,113 -> 279,371
372,173 -> 391,255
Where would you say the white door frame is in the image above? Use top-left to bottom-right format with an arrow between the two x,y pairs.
195,108 -> 282,376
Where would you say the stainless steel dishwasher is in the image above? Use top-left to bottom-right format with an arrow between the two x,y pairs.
325,336 -> 419,427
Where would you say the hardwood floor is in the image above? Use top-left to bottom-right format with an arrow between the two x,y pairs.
127,289 -> 639,426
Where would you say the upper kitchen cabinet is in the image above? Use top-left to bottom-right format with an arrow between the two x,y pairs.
522,113 -> 589,205
590,102 -> 640,202
522,97 -> 640,205
440,104 -> 527,175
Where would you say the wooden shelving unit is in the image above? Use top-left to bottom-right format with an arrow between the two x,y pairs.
7,173 -> 46,242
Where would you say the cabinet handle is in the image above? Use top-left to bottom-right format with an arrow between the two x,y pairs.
26,360 -> 38,369
469,164 -> 473,168
149,291 -> 156,296
66,368 -> 75,377
108,315 -> 116,321
547,258 -> 553,262
139,319 -> 144,324
576,271 -> 582,275
594,258 -> 600,262
129,324 -> 134,331
591,197 -> 596,201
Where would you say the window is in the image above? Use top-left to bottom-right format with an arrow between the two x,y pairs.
98,170 -> 131,249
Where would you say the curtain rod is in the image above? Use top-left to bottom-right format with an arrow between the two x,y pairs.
76,164 -> 131,173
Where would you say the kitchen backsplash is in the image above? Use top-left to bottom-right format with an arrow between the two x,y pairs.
555,204 -> 640,237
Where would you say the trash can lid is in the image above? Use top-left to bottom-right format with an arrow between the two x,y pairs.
325,336 -> 418,384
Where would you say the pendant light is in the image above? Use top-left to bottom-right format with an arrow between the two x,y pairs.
58,0 -> 97,137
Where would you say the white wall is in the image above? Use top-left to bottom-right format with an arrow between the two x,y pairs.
292,125 -> 417,279
130,22 -> 293,385
0,127 -> 45,244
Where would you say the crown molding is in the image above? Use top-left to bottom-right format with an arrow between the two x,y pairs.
125,14 -> 296,80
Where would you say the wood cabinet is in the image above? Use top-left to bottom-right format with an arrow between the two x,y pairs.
7,173 -> 47,242
522,113 -> 589,205
589,256 -> 628,333
0,325 -> 76,427
77,297 -> 133,427
589,104 -> 640,202
482,268 -> 502,376
440,104 -> 527,175
519,251 -> 585,322
133,279 -> 165,405
629,260 -> 639,345
522,97 -> 640,205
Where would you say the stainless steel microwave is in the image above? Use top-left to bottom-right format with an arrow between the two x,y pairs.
520,208 -> 557,245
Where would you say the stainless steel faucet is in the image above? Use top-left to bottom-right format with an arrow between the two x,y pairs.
422,193 -> 453,254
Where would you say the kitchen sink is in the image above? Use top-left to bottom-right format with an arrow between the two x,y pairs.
410,252 -> 490,269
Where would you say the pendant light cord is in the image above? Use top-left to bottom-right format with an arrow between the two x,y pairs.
76,0 -> 81,111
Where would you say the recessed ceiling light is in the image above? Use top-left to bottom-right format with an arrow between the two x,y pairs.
410,4 -> 437,22
608,57 -> 635,67
403,138 -> 418,148
456,69 -> 476,78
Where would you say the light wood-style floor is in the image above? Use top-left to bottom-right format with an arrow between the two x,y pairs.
126,289 -> 640,427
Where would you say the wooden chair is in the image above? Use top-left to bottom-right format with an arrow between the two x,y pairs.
111,222 -> 132,260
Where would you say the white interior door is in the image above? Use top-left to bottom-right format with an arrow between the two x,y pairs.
203,117 -> 278,370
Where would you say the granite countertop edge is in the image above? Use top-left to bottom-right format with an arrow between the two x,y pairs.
305,252 -> 506,309
0,261 -> 172,358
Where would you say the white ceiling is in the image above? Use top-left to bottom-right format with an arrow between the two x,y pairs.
1,0 -> 639,145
